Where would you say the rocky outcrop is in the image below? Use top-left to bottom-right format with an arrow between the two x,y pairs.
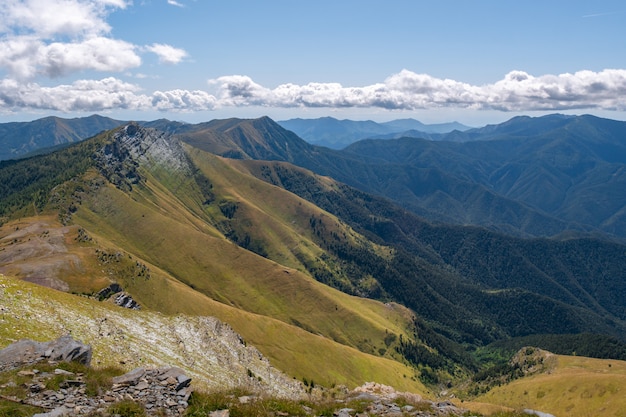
0,335 -> 92,372
113,291 -> 141,309
96,283 -> 123,300
345,382 -> 467,416
0,274 -> 305,398
18,366 -> 192,417
94,123 -> 193,191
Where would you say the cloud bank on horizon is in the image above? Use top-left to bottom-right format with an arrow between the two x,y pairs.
0,0 -> 625,117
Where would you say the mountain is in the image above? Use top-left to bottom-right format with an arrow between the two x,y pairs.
0,123 -> 428,391
343,114 -> 626,239
0,114 -> 125,160
164,118 -> 626,343
2,117 -> 626,416
277,116 -> 471,149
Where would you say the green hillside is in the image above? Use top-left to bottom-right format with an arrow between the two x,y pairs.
3,118 -> 626,416
0,124 -> 428,392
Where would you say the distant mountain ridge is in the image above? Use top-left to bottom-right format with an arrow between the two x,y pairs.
0,114 -> 125,160
342,114 -> 626,238
277,116 -> 471,148
3,113 -> 626,241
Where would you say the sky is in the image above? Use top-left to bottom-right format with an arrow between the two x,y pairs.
1,0 -> 625,126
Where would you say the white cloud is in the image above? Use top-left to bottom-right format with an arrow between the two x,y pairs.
0,77 -> 146,111
1,69 -> 625,115
0,0 -> 188,80
167,0 -> 184,7
0,0 -> 128,37
209,69 -> 626,112
146,43 -> 188,65
0,77 -> 217,112
0,36 -> 141,79
151,89 -> 217,111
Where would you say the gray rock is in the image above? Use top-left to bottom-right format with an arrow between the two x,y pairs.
32,406 -> 71,417
209,410 -> 230,417
0,335 -> 91,371
111,367 -> 146,386
335,407 -> 355,417
175,374 -> 191,391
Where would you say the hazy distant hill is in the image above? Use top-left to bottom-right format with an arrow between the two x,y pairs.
343,114 -> 626,239
0,114 -> 125,160
278,116 -> 470,148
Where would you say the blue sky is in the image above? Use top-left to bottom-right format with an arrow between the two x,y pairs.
1,0 -> 625,125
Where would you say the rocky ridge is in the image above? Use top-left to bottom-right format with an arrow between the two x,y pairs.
0,274 -> 304,398
94,123 -> 193,191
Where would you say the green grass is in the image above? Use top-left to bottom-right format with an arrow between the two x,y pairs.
473,354 -> 626,417
107,400 -> 147,417
0,401 -> 43,417
179,390 -> 305,417
67,153 -> 425,391
1,137 -> 427,393
0,273 -> 426,393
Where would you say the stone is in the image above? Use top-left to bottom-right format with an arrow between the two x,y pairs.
135,380 -> 150,391
209,410 -> 230,417
54,368 -> 74,375
335,408 -> 354,417
18,370 -> 36,377
32,406 -> 72,417
12,363 -> 193,417
111,366 -> 146,386
175,374 -> 191,391
0,335 -> 92,371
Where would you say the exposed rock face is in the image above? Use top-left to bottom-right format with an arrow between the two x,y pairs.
94,123 -> 193,191
96,284 -> 141,309
113,291 -> 141,309
0,335 -> 92,372
96,283 -> 122,300
0,275 -> 305,398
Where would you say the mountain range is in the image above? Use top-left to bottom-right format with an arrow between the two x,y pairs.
277,116 -> 471,149
1,113 -> 626,416
0,114 -> 125,160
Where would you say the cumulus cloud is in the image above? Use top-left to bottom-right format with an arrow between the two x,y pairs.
0,36 -> 141,79
0,77 -> 145,111
1,69 -> 625,114
0,0 -> 128,37
146,44 -> 188,65
151,89 -> 217,111
209,69 -> 626,112
0,77 -> 217,112
0,0 -> 186,80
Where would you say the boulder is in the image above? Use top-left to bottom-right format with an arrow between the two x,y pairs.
0,335 -> 92,371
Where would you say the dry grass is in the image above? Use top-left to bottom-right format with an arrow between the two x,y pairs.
472,354 -> 626,417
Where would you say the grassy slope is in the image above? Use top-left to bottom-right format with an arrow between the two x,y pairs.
66,154 -> 426,391
470,354 -> 626,417
0,272 -> 425,393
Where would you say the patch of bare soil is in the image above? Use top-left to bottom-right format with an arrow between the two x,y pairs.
0,217 -> 81,291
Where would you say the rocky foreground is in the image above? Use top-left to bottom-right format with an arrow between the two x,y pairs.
0,336 -> 472,417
